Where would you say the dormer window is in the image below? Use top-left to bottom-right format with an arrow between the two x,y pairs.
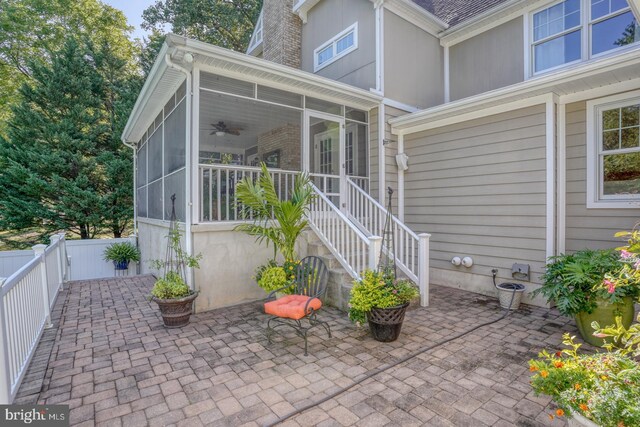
314,23 -> 358,72
530,0 -> 639,75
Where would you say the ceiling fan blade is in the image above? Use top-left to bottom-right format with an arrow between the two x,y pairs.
228,130 -> 241,136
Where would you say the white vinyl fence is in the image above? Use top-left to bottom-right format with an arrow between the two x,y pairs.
0,251 -> 34,279
0,233 -> 67,404
0,235 -> 139,404
66,237 -> 138,280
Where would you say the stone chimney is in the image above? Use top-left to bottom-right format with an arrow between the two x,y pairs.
262,0 -> 302,68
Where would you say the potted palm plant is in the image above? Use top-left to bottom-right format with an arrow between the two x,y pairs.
348,268 -> 419,342
103,241 -> 140,270
235,163 -> 314,292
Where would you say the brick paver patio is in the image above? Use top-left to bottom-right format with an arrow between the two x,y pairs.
19,275 -> 583,426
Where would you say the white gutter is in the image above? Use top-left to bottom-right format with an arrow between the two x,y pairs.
164,53 -> 196,291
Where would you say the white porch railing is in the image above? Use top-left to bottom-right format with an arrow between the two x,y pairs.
0,233 -> 67,404
346,177 -> 430,306
199,164 -> 299,222
307,184 -> 381,279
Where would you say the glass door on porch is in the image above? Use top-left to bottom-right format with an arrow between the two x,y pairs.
308,115 -> 342,206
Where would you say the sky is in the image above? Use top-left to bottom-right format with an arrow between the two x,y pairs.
102,0 -> 158,40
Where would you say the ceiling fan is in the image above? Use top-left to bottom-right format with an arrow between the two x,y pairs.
209,121 -> 242,136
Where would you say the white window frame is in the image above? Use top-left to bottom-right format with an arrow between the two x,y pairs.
313,22 -> 358,72
586,90 -> 640,208
528,0 -> 639,76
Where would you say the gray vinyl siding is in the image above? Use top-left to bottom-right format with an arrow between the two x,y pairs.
301,0 -> 376,91
404,104 -> 548,282
384,11 -> 444,109
565,101 -> 639,252
450,17 -> 524,101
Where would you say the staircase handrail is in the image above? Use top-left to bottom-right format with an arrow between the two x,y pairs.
306,183 -> 381,280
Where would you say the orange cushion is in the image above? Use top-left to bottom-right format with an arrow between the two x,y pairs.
264,295 -> 322,320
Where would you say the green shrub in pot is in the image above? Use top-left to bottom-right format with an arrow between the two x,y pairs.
103,241 -> 140,269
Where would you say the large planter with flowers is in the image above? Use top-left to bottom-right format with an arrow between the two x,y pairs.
348,269 -> 419,342
529,229 -> 640,427
533,246 -> 640,346
574,296 -> 635,347
567,412 -> 600,427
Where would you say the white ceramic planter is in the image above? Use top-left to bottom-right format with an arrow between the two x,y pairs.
567,412 -> 600,427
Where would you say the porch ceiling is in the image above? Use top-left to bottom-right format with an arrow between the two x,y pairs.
122,35 -> 381,144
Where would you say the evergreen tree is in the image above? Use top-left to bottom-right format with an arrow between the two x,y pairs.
0,38 -> 138,245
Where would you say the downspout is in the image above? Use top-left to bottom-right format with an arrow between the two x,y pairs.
120,140 -> 138,238
164,53 -> 195,291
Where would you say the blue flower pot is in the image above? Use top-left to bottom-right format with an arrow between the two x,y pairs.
113,260 -> 130,270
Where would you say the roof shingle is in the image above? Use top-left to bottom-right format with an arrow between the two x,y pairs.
411,0 -> 513,27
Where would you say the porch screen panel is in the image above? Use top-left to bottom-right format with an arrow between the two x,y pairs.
164,169 -> 186,222
147,180 -> 163,220
345,121 -> 368,178
257,85 -> 303,108
164,99 -> 186,175
200,72 -> 254,98
148,128 -> 163,182
137,187 -> 147,218
137,142 -> 147,188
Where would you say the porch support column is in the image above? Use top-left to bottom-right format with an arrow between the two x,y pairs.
378,104 -> 386,204
397,133 -> 405,222
557,102 -> 566,255
545,94 -> 558,260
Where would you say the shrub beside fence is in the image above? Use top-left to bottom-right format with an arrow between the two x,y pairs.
0,233 -> 67,404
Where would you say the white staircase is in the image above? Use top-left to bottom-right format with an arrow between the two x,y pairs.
305,181 -> 430,311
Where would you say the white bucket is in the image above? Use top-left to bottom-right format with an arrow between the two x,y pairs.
496,282 -> 525,310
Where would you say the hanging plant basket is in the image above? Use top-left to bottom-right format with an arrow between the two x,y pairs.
367,302 -> 410,342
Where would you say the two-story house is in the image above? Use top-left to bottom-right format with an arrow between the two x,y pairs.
122,0 -> 640,312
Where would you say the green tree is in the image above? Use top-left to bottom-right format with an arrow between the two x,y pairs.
0,38 -> 138,245
141,0 -> 262,52
0,0 -> 136,134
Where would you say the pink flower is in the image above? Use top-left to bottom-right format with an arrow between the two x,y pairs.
620,250 -> 632,259
392,289 -> 398,294
604,279 -> 615,294
593,333 -> 608,338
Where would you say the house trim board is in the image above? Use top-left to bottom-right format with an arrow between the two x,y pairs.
397,133 -> 404,221
546,96 -> 557,260
191,67 -> 201,227
382,98 -> 419,113
443,45 -> 450,103
557,102 -> 566,254
392,93 -> 553,136
375,4 -> 384,93
378,103 -> 386,203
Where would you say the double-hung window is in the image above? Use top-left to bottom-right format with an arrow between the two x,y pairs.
531,0 -> 639,74
314,23 -> 358,72
587,92 -> 640,208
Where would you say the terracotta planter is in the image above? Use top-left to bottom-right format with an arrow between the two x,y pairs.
574,296 -> 635,347
152,292 -> 198,328
567,412 -> 600,427
367,303 -> 409,342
